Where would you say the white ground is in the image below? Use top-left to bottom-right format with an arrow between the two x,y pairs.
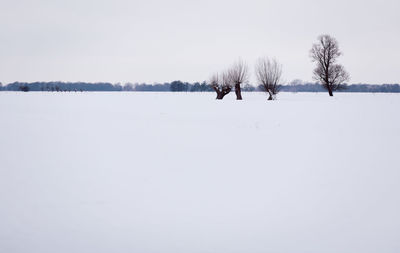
0,92 -> 399,253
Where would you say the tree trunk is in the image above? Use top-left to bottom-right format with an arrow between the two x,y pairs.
267,90 -> 273,100
215,88 -> 223,100
328,87 -> 333,96
235,84 -> 242,100
216,91 -> 228,100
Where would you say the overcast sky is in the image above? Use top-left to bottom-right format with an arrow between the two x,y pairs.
0,0 -> 399,85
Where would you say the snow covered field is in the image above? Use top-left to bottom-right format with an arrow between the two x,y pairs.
1,92 -> 399,253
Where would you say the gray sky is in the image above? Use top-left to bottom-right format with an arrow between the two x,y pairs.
0,0 -> 399,85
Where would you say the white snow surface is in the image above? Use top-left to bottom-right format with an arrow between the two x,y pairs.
0,92 -> 399,253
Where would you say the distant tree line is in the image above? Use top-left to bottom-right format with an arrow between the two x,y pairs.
0,81 -> 399,93
1,82 -> 121,92
0,80 -> 256,92
281,83 -> 400,93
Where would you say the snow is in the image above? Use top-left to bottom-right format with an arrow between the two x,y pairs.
0,92 -> 399,253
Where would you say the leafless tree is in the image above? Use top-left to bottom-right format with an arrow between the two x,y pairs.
255,57 -> 282,100
210,72 -> 232,100
310,35 -> 350,96
228,60 -> 248,100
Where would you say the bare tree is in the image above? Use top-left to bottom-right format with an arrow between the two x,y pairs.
310,35 -> 350,96
228,60 -> 248,100
210,72 -> 232,100
255,57 -> 282,100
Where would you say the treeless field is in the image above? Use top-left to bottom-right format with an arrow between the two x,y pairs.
1,92 -> 399,253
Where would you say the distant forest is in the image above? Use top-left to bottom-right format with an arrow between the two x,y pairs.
1,80 -> 399,93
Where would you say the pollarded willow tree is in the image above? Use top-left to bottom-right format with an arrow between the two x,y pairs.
210,72 -> 232,100
310,35 -> 350,96
228,60 -> 248,100
255,57 -> 282,100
